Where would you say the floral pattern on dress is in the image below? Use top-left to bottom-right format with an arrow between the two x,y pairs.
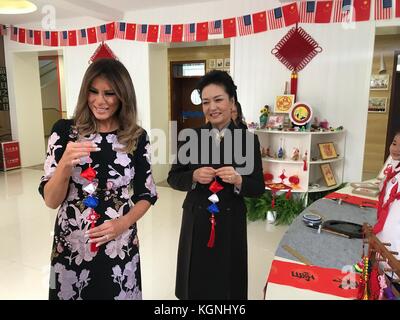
111,254 -> 142,300
53,263 -> 91,300
39,119 -> 157,300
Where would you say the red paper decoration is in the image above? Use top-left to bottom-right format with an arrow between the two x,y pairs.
271,25 -> 322,98
90,42 -> 118,63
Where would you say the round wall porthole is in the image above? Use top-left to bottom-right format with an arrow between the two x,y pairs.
190,90 -> 202,105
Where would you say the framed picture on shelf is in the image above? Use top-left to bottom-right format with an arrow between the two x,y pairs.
266,114 -> 285,129
216,59 -> 224,68
208,59 -> 216,69
224,58 -> 230,68
368,97 -> 387,113
274,95 -> 295,113
370,74 -> 389,90
320,163 -> 336,187
318,142 -> 338,160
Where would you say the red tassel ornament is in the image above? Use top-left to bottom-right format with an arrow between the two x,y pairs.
207,214 -> 216,248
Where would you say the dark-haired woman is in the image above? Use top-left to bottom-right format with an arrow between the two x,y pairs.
39,58 -> 157,300
168,70 -> 264,299
232,101 -> 248,129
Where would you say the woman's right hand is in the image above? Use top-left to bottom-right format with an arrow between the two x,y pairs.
193,167 -> 216,184
59,141 -> 100,169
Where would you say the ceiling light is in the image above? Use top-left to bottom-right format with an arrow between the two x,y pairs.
0,0 -> 37,15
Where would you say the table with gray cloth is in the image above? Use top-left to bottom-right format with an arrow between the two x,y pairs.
275,198 -> 376,269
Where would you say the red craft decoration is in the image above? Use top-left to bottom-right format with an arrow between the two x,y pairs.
271,25 -> 322,98
279,170 -> 287,182
207,214 -> 216,248
80,167 -> 97,181
88,209 -> 100,253
90,42 -> 118,63
289,175 -> 300,185
263,172 -> 274,183
209,180 -> 224,193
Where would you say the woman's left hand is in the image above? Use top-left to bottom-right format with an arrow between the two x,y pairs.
215,166 -> 242,185
86,217 -> 129,247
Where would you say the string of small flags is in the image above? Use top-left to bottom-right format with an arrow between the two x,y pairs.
1,0 -> 400,46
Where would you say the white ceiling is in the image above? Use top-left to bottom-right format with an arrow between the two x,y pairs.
0,0 -> 220,25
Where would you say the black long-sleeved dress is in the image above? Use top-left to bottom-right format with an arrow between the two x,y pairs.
38,119 -> 157,300
168,121 -> 264,300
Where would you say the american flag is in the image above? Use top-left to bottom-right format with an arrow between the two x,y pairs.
42,31 -> 51,46
267,7 -> 284,30
299,1 -> 316,23
237,14 -> 253,36
136,24 -> 148,41
183,23 -> 196,42
115,22 -> 126,39
159,25 -> 172,42
333,0 -> 352,22
97,24 -> 107,42
78,29 -> 87,45
375,0 -> 392,19
10,26 -> 18,41
26,29 -> 34,44
208,20 -> 222,34
59,31 -> 68,46
0,24 -> 7,36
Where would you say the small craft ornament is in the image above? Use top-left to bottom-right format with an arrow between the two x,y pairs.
83,195 -> 99,208
378,275 -> 387,300
209,180 -> 224,193
303,151 -> 308,171
83,182 -> 98,194
88,210 -> 100,253
206,178 -> 225,249
279,170 -> 287,182
208,194 -> 220,203
263,172 -> 274,184
80,167 -> 97,181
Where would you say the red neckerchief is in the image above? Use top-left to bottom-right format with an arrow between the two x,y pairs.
373,165 -> 400,234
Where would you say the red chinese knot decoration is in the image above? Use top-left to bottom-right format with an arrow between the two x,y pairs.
271,25 -> 322,98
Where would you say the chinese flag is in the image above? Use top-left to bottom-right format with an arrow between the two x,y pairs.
196,22 -> 208,42
282,3 -> 300,26
51,31 -> 58,46
106,22 -> 115,40
68,30 -> 77,46
125,23 -> 136,40
396,0 -> 400,17
353,0 -> 371,21
252,11 -> 267,33
172,24 -> 183,42
147,25 -> 159,42
34,30 -> 41,45
223,18 -> 236,38
87,27 -> 97,43
18,28 -> 26,43
315,0 -> 333,23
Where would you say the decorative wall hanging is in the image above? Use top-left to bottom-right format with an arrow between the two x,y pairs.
271,25 -> 322,98
90,42 -> 118,63
289,102 -> 313,127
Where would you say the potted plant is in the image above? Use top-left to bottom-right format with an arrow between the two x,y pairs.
245,191 -> 306,225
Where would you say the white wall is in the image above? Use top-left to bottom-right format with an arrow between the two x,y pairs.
12,52 -> 45,167
232,22 -> 376,182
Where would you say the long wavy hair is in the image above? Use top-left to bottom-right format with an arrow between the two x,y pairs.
73,58 -> 143,153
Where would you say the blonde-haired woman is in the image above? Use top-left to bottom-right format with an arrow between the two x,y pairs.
39,58 -> 157,300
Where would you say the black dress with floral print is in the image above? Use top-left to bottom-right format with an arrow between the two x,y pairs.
39,119 -> 157,300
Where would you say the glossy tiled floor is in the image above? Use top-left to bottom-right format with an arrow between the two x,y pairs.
0,168 -> 287,300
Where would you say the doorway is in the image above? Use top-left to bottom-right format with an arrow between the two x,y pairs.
38,56 -> 62,149
384,51 -> 400,159
362,28 -> 400,180
170,61 -> 206,133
